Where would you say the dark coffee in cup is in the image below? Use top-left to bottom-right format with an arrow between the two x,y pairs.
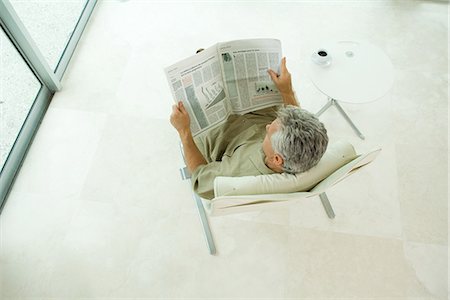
311,48 -> 332,67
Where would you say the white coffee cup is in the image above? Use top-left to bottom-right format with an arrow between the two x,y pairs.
311,48 -> 332,67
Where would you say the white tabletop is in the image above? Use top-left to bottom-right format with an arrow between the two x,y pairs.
307,41 -> 394,104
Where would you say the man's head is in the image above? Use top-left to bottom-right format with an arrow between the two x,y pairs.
262,106 -> 328,173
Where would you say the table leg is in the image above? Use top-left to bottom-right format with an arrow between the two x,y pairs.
315,97 -> 334,117
333,100 -> 365,140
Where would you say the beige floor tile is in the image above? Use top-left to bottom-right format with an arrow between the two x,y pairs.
114,215 -> 288,298
284,228 -> 432,298
1,192 -> 78,297
80,115 -> 194,213
42,200 -> 161,298
392,71 -> 447,149
51,5 -> 132,114
10,108 -> 107,198
403,241 -> 448,299
396,144 -> 447,245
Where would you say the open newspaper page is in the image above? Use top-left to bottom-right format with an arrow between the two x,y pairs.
217,39 -> 283,114
165,45 -> 232,137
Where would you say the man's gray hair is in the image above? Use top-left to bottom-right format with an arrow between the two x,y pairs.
271,106 -> 328,174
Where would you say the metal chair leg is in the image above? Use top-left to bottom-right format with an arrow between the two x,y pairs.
319,192 -> 335,219
192,192 -> 216,255
180,142 -> 216,255
181,169 -> 216,255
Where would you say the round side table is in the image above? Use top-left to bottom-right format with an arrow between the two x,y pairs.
308,41 -> 394,139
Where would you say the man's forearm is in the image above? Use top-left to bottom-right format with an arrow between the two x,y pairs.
282,91 -> 300,107
180,131 -> 207,173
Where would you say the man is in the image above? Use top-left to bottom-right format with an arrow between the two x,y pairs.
170,57 -> 328,199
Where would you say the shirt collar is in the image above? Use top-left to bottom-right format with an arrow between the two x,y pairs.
250,147 -> 276,175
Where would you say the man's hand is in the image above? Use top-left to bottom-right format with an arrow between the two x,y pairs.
169,100 -> 207,172
170,101 -> 191,137
268,57 -> 292,94
268,57 -> 299,107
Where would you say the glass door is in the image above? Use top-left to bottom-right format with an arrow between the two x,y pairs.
9,0 -> 88,71
0,0 -> 97,211
0,27 -> 42,172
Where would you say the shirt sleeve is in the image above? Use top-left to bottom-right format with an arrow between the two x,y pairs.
191,160 -> 229,200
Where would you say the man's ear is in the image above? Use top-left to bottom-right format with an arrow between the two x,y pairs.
274,153 -> 284,167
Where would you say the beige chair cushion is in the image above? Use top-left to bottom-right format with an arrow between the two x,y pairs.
214,140 -> 357,197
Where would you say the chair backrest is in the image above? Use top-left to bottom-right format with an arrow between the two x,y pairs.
310,148 -> 381,194
214,140 -> 357,197
208,142 -> 381,216
214,141 -> 357,197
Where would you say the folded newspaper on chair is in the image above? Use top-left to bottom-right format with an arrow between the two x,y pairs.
165,39 -> 283,136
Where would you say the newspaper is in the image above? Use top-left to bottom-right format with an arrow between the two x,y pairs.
165,38 -> 283,136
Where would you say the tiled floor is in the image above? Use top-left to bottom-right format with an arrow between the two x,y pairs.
0,0 -> 448,299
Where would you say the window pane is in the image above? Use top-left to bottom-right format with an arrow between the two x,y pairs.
9,0 -> 88,70
0,27 -> 42,172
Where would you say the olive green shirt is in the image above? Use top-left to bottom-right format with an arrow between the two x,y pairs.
192,107 -> 279,199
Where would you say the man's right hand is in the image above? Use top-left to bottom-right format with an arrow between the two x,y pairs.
268,57 -> 299,107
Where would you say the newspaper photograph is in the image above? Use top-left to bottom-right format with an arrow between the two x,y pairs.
217,39 -> 283,114
165,45 -> 231,136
